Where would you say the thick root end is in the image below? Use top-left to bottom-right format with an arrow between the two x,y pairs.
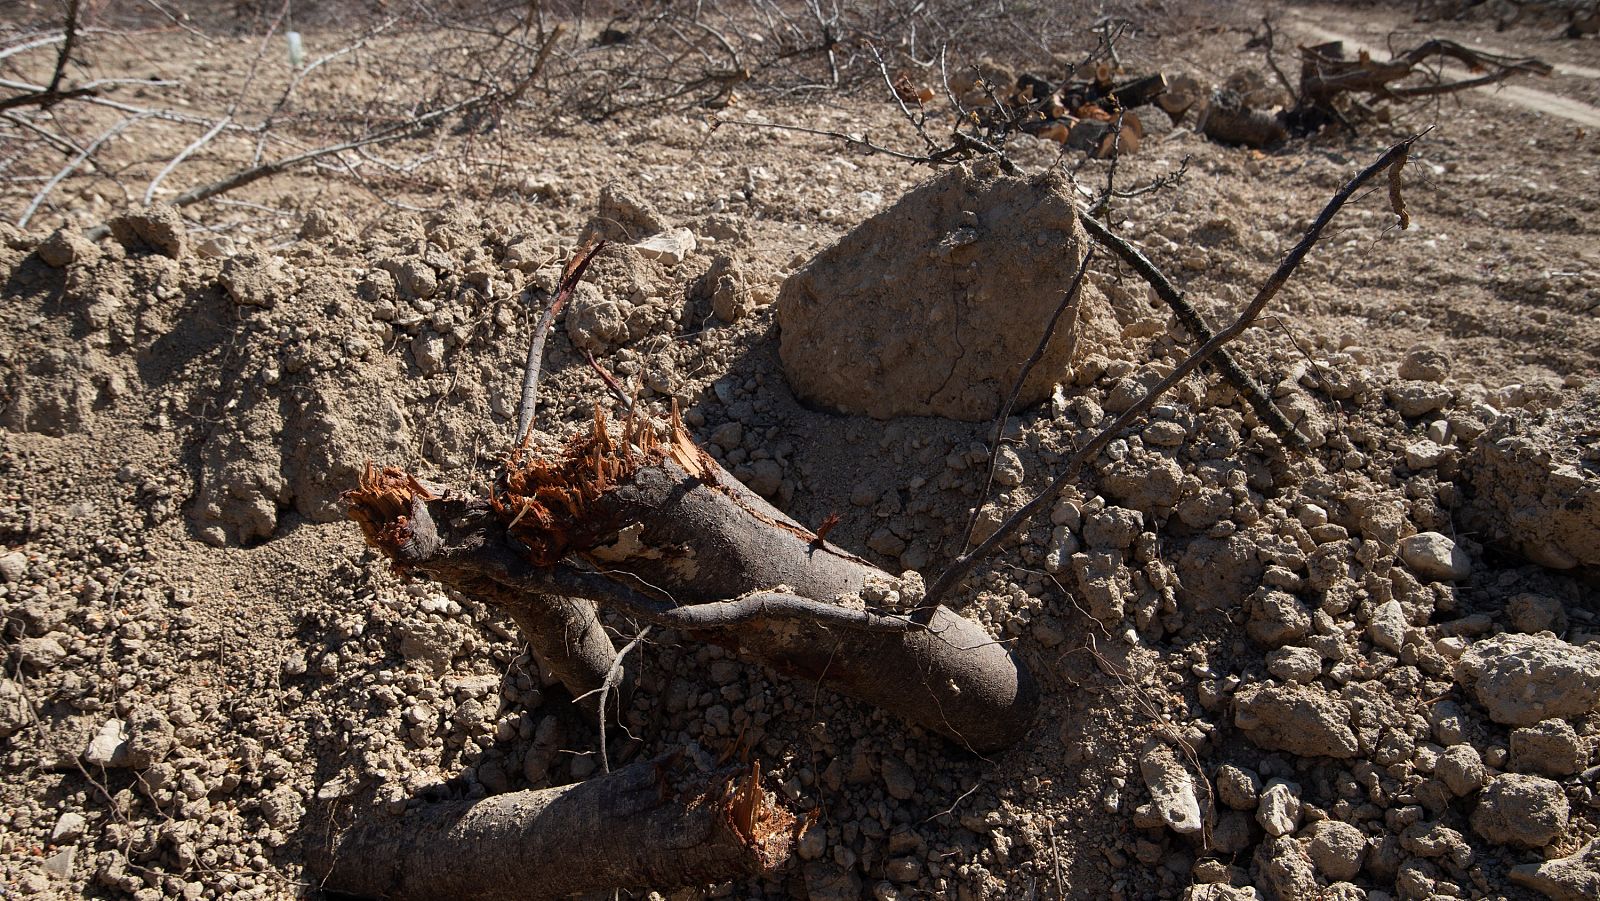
495,405 -> 674,564
716,761 -> 801,873
344,463 -> 435,560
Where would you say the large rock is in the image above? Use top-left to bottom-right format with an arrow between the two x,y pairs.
777,159 -> 1113,421
1455,633 -> 1600,726
1461,389 -> 1600,569
1234,685 -> 1359,758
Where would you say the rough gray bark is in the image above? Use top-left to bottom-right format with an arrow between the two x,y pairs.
309,758 -> 794,900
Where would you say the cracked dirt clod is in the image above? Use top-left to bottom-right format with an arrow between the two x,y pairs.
776,158 -> 1116,421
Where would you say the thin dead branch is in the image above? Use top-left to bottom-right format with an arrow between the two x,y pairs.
960,250 -> 1094,555
917,131 -> 1428,617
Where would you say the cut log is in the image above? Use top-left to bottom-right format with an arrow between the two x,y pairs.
309,757 -> 796,900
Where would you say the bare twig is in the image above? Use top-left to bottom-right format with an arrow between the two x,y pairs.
516,242 -> 606,445
143,116 -> 231,204
45,0 -> 81,99
1074,211 -> 1303,446
18,112 -> 151,228
917,131 -> 1427,618
83,89 -> 500,240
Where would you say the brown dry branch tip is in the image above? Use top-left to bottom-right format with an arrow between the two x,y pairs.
309,756 -> 799,901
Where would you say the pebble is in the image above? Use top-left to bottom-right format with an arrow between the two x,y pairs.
1139,741 -> 1204,834
50,811 -> 86,843
1215,764 -> 1261,810
1304,820 -> 1367,881
411,332 -> 446,376
1456,633 -> 1600,725
1256,779 -> 1301,837
1397,532 -> 1471,582
1510,719 -> 1586,777
881,756 -> 916,801
992,446 -> 1025,487
1234,685 -> 1359,758
1367,599 -> 1407,654
1385,381 -> 1452,417
1510,836 -> 1600,900
1507,593 -> 1567,635
83,718 -> 129,768
1403,440 -> 1446,470
633,228 -> 698,264
0,550 -> 27,583
1265,646 -> 1322,683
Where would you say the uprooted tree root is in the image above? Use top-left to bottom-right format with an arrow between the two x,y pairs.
308,756 -> 799,901
345,406 -> 1040,756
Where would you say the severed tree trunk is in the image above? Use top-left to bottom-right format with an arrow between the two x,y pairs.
309,757 -> 796,900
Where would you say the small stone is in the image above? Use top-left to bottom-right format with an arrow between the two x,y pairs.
1083,506 -> 1143,550
0,551 -> 25,583
1304,820 -> 1367,881
1398,348 -> 1450,383
1139,740 -> 1204,834
584,182 -> 671,243
219,250 -> 289,307
1386,381 -> 1452,417
1429,699 -> 1468,746
992,446 -> 1025,487
37,228 -> 99,268
1507,593 -> 1568,635
16,636 -> 67,670
1436,744 -> 1487,797
50,811 -> 86,843
803,860 -> 862,901
194,235 -> 236,259
1471,773 -> 1568,849
0,679 -> 26,740
1234,685 -> 1359,758
711,421 -> 744,450
42,847 -> 75,880
1368,599 -> 1407,654
1256,834 -> 1317,900
260,785 -> 305,832
1265,646 -> 1321,683
1215,765 -> 1262,810
83,718 -> 129,768
886,857 -> 921,882
1403,440 -> 1446,470
109,203 -> 185,258
701,255 -> 753,323
881,756 -> 916,801
798,826 -> 827,860
399,260 -> 438,299
1256,779 -> 1301,837
633,228 -> 698,265
1510,719 -> 1587,777
1398,532 -> 1471,582
1245,590 -> 1312,647
411,332 -> 446,376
